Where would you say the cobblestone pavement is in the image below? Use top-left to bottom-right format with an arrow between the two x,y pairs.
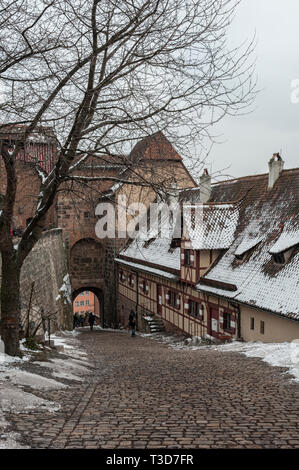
5,330 -> 299,449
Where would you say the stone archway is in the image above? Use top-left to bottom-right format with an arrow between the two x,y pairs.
72,286 -> 104,327
70,237 -> 104,288
70,238 -> 105,325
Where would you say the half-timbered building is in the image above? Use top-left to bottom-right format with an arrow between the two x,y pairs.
116,154 -> 299,343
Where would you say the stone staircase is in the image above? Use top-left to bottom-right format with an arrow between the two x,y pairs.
143,314 -> 165,333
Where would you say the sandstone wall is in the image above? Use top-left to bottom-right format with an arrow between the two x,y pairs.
0,229 -> 73,337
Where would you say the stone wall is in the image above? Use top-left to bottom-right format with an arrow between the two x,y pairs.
0,229 -> 73,337
20,228 -> 73,335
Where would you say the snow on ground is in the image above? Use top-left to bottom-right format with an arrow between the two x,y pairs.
2,368 -> 68,390
33,358 -> 91,382
210,340 -> 299,383
0,329 -> 91,448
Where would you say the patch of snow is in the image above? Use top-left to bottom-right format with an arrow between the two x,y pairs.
2,368 -> 67,390
209,340 -> 299,381
0,385 -> 60,413
115,257 -> 178,280
269,230 -> 299,254
59,274 -> 72,305
34,358 -> 90,382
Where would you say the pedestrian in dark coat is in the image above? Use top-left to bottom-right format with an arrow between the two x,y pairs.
73,313 -> 79,330
128,310 -> 136,336
88,312 -> 96,331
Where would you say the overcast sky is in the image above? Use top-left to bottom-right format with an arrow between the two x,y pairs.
208,0 -> 299,180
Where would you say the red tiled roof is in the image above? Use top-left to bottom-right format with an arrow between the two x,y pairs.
130,131 -> 182,161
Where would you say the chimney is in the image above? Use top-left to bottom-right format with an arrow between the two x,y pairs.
268,153 -> 284,190
200,168 -> 211,203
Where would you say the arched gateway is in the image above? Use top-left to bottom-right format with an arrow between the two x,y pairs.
70,238 -> 105,326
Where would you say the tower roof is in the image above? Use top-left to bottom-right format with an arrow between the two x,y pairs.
130,131 -> 182,162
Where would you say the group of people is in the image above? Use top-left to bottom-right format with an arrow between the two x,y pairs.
73,309 -> 136,335
73,311 -> 97,331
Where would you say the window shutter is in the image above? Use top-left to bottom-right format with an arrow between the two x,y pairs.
230,319 -> 236,335
219,311 -> 224,329
198,304 -> 204,320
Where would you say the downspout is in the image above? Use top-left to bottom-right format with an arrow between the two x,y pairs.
113,236 -> 117,327
135,271 -> 139,330
229,301 -> 242,340
237,304 -> 242,340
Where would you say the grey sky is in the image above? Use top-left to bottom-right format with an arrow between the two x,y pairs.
208,0 -> 299,180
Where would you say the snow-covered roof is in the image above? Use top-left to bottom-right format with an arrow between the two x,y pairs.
234,236 -> 263,257
195,169 -> 299,320
269,226 -> 299,254
183,203 -> 239,250
115,258 -> 179,280
119,167 -> 299,321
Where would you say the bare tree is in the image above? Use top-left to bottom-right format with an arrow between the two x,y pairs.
0,0 -> 255,355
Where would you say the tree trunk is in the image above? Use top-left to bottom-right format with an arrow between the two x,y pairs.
0,251 -> 21,356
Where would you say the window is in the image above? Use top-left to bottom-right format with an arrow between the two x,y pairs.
250,317 -> 255,330
80,301 -> 84,306
184,249 -> 192,266
272,253 -> 285,264
142,280 -> 149,294
119,271 -> 126,283
80,292 -> 85,296
170,238 -> 181,249
168,291 -> 180,309
86,300 -> 89,306
223,312 -> 231,331
84,212 -> 90,219
129,274 -> 134,287
85,291 -> 89,295
260,321 -> 265,335
188,300 -> 203,319
75,301 -> 79,307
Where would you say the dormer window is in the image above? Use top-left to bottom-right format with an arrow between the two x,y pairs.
272,252 -> 285,265
269,231 -> 299,265
170,238 -> 181,249
234,237 -> 263,263
144,238 -> 155,248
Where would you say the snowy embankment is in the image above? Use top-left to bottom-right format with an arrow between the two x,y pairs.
211,340 -> 299,382
170,336 -> 299,383
0,330 -> 91,449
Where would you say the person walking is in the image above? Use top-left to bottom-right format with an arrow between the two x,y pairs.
73,312 -> 79,330
129,310 -> 136,337
79,314 -> 85,327
88,312 -> 96,331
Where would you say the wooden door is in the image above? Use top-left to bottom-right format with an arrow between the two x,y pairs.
208,306 -> 219,338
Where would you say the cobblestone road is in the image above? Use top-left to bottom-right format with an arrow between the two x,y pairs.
6,330 -> 299,449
